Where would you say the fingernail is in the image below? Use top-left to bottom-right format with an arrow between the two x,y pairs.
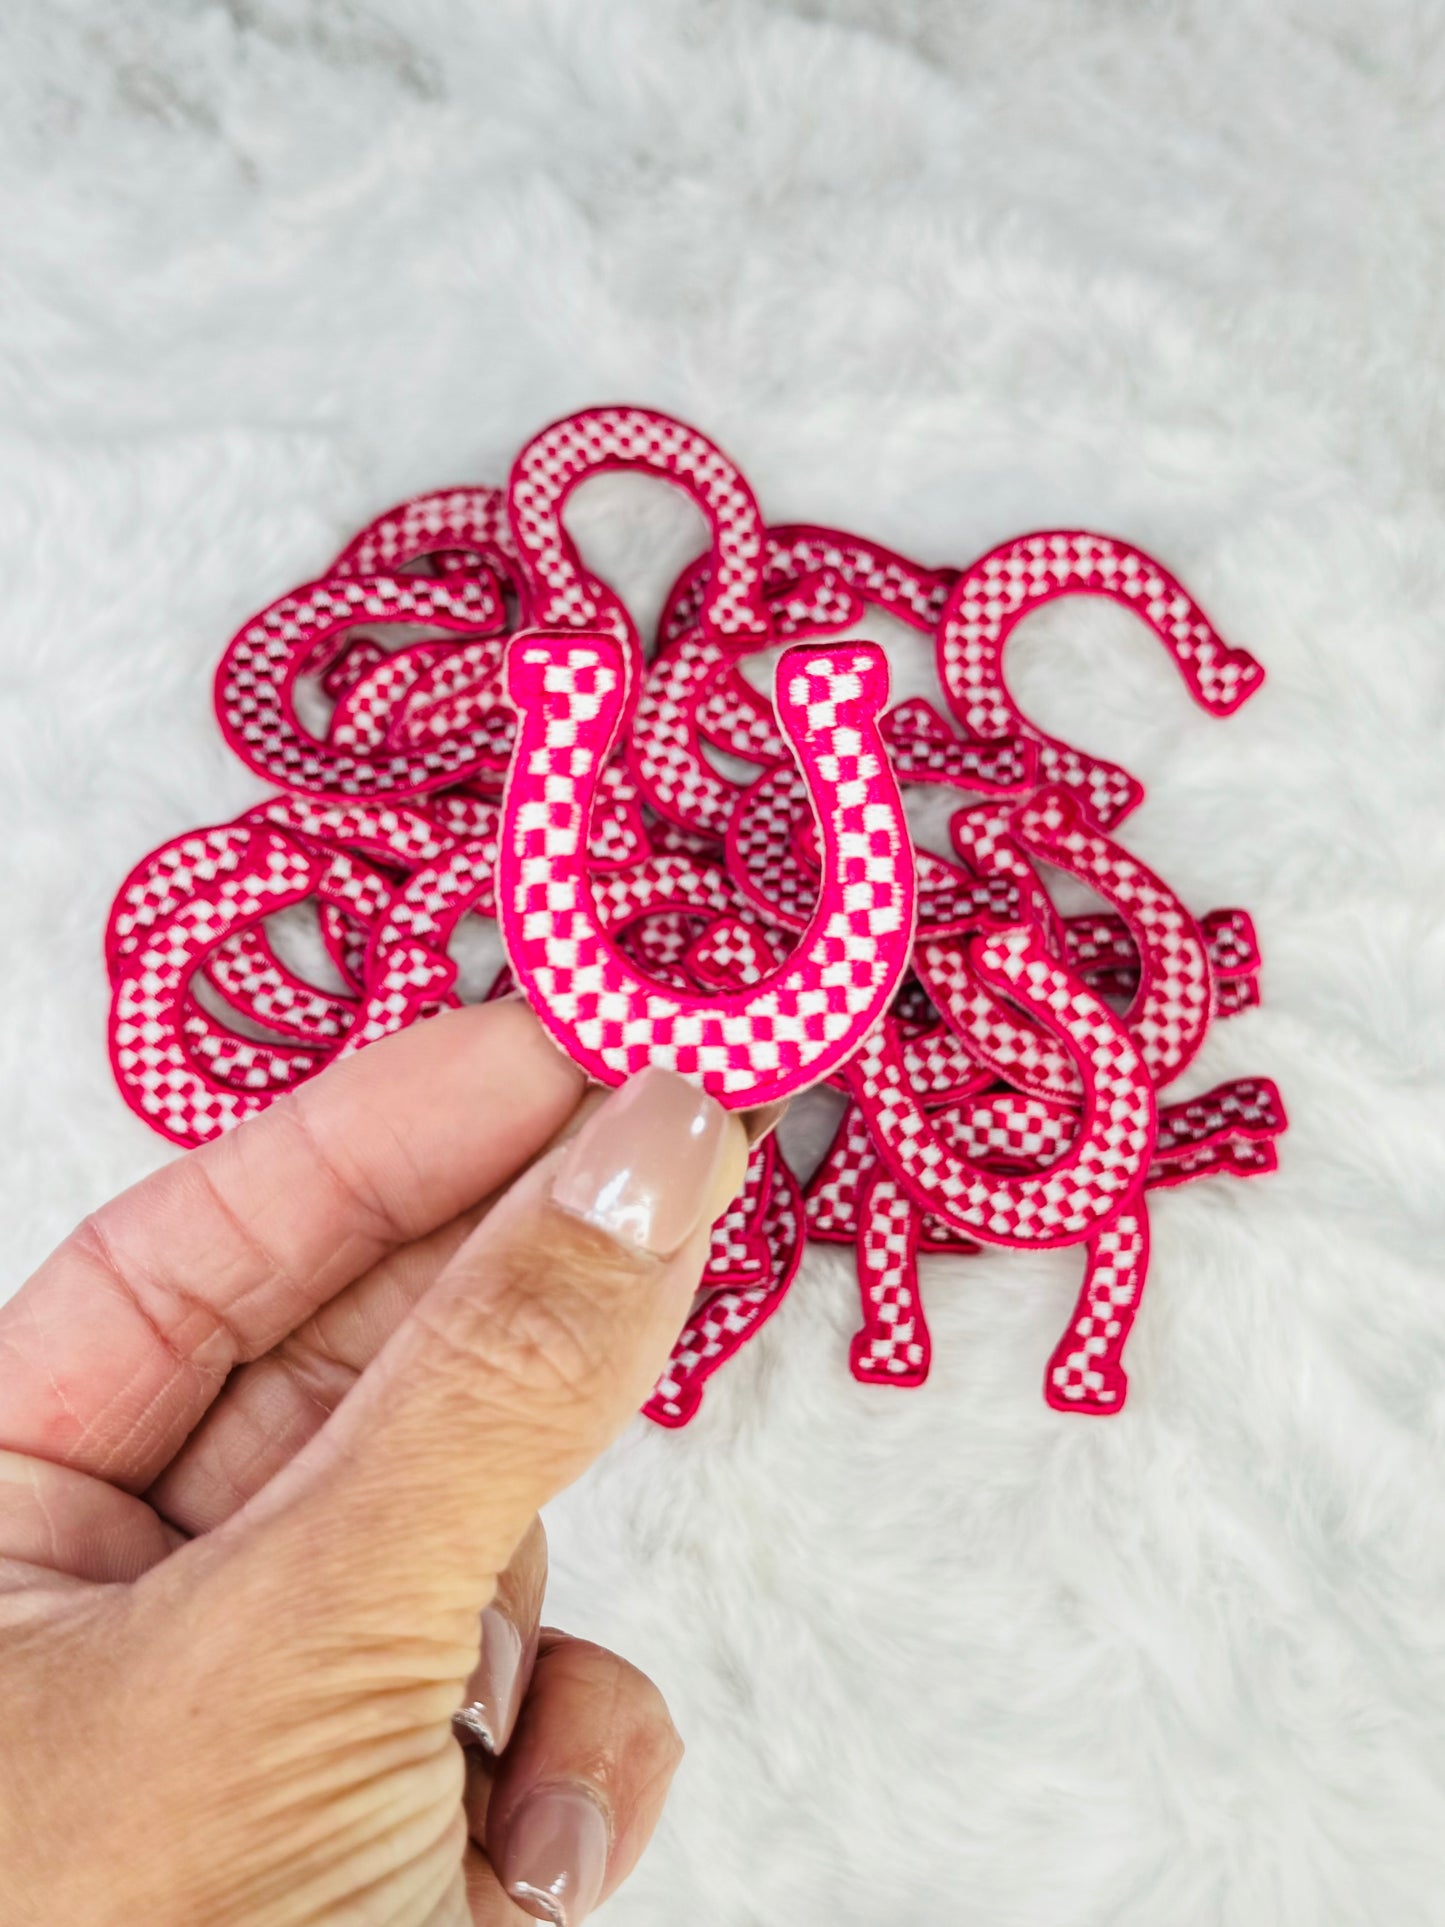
743,1099 -> 788,1144
453,1604 -> 526,1753
502,1784 -> 610,1926
550,1066 -> 733,1258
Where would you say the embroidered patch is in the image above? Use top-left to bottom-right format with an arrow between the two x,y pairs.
495,631 -> 918,1106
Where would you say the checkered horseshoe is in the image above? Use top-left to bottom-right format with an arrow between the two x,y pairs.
844,926 -> 1157,1246
109,829 -> 329,1145
847,1169 -> 1155,1410
935,531 -> 1267,827
107,824 -> 358,1074
1065,905 -> 1261,1014
215,570 -> 510,797
108,799 -> 461,1058
498,631 -> 918,1105
849,1078 -> 1286,1396
916,786 -> 1214,1103
508,407 -> 781,836
814,1074 -> 1285,1257
507,406 -> 773,658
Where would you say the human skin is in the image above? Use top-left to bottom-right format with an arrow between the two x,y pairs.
0,1003 -> 752,1924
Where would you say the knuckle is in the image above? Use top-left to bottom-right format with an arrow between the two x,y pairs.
547,1636 -> 684,1765
416,1212 -> 656,1421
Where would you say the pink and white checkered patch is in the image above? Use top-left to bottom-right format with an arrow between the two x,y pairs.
508,406 -> 773,658
916,787 -> 1215,1103
645,1135 -> 806,1427
498,631 -> 917,1105
109,830 -> 324,1145
935,531 -> 1267,826
215,571 -> 509,798
845,926 -> 1157,1246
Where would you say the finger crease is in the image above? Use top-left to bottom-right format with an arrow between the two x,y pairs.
283,1086 -> 420,1251
72,1212 -> 246,1385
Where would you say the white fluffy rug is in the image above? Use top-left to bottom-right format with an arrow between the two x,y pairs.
6,4 -> 1445,1921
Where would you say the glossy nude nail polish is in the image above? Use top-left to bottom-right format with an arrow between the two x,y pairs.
502,1784 -> 610,1926
549,1065 -> 731,1259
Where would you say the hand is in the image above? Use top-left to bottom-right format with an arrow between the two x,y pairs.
0,1003 -> 750,1924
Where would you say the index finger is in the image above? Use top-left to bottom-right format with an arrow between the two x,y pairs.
0,1001 -> 585,1492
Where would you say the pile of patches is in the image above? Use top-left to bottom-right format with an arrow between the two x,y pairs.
105,406 -> 1286,1428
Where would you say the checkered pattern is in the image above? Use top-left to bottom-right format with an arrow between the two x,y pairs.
1014,787 -> 1213,1088
669,523 -> 953,639
589,851 -> 738,930
1151,1076 -> 1288,1178
725,763 -> 821,929
694,666 -> 789,763
913,933 -> 1083,1103
215,570 -> 507,797
329,639 -> 456,754
850,1168 -> 930,1383
917,789 -> 1215,1101
328,484 -> 518,586
616,910 -> 708,988
339,942 -> 460,1057
318,903 -> 369,992
700,1138 -> 775,1287
105,823 -> 257,972
1201,906 -> 1261,975
949,801 -> 1067,956
508,407 -> 772,649
206,928 -> 356,1042
1066,904 -> 1262,1018
665,525 -> 956,775
181,1010 -> 321,1092
936,531 -> 1267,827
880,697 -> 1035,793
425,769 -> 646,874
804,1101 -> 880,1242
424,789 -> 501,844
646,1139 -> 805,1426
200,847 -> 391,1050
1043,1201 -> 1150,1414
847,927 -> 1157,1246
380,638 -> 510,752
499,633 -> 916,1104
106,796 -> 474,1105
110,832 -> 320,1144
106,823 -> 362,1079
853,1079 -> 1286,1385
685,916 -> 780,991
368,840 -> 499,957
629,628 -> 759,836
900,1023 -> 990,1101
245,794 -> 455,868
320,635 -> 388,700
586,763 -> 649,870
726,763 -> 1022,941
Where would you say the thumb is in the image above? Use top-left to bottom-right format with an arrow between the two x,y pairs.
225,1067 -> 749,1646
